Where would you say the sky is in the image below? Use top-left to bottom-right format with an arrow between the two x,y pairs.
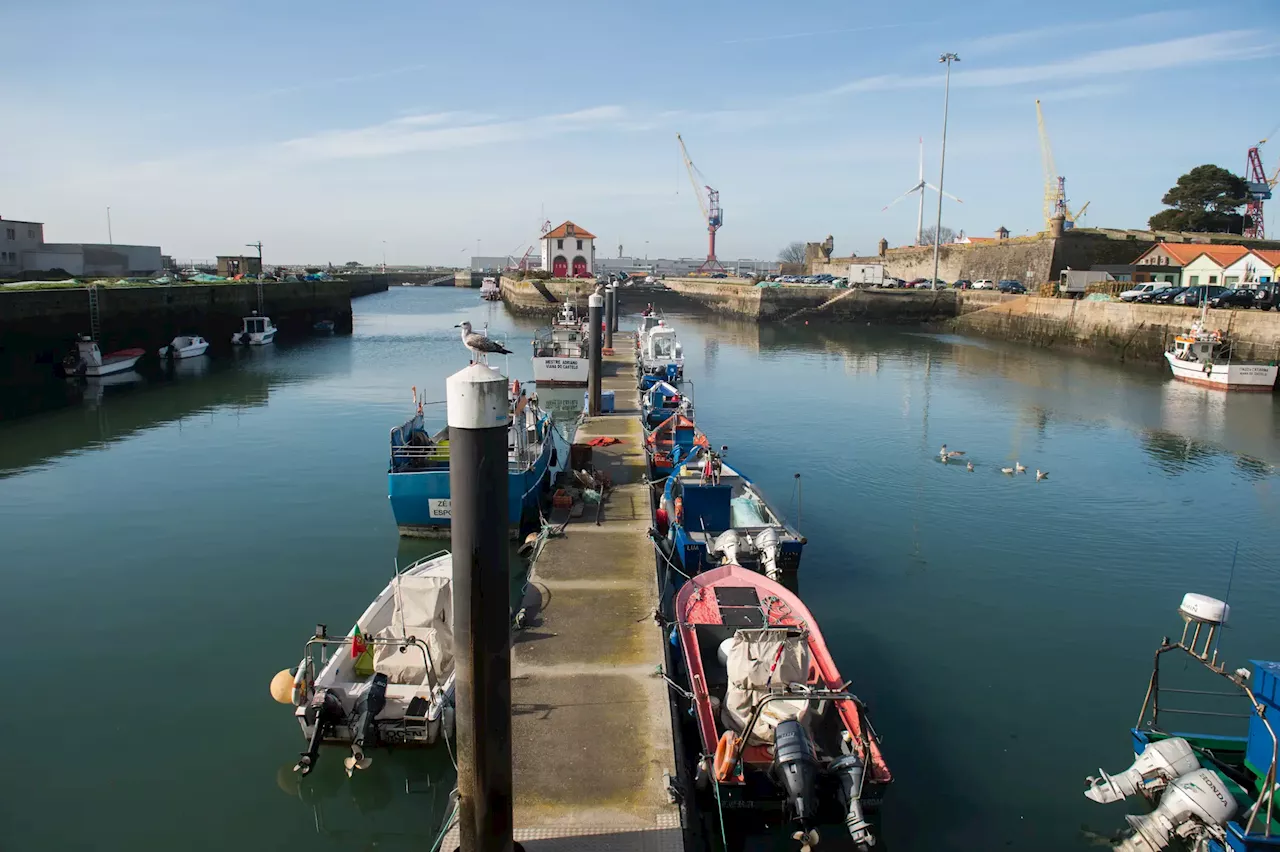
3,0 -> 1278,266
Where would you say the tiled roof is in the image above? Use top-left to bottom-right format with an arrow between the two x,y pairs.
1185,245 -> 1251,267
1134,242 -> 1206,265
1251,249 -> 1280,267
544,221 -> 597,240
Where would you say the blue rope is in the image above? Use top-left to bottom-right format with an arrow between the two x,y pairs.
710,765 -> 728,851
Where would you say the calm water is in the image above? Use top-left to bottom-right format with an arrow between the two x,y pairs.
2,287 -> 1279,851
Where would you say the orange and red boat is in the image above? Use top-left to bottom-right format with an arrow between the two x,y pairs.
673,564 -> 891,850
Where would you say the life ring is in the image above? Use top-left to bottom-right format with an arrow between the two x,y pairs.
713,730 -> 738,782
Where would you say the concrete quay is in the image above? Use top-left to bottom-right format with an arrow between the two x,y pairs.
447,333 -> 682,850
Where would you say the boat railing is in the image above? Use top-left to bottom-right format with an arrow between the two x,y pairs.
728,688 -> 874,776
303,633 -> 440,693
1136,623 -> 1277,837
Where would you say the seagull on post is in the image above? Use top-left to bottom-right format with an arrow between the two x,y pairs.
456,321 -> 512,364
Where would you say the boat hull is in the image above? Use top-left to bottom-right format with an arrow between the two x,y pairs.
389,443 -> 554,538
83,354 -> 143,376
160,341 -> 209,359
1165,353 -> 1277,391
532,356 -> 589,387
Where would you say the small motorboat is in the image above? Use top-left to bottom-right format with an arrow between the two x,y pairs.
642,379 -> 692,430
232,312 -> 277,345
1082,592 -> 1280,852
158,335 -> 209,360
636,319 -> 683,385
643,410 -> 707,478
61,335 -> 145,377
313,319 -> 336,333
659,444 -> 806,579
480,277 -> 501,301
672,565 -> 891,850
271,552 -> 456,777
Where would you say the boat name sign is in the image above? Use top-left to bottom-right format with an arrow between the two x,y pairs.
429,499 -> 451,519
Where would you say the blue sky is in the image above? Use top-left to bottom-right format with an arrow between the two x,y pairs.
3,0 -> 1278,265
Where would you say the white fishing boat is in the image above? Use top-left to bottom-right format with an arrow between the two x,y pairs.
1165,315 -> 1277,392
232,313 -> 277,346
272,552 -> 455,777
61,335 -> 145,377
480,277 -> 501,301
531,301 -> 589,386
158,335 -> 209,359
637,319 -> 684,382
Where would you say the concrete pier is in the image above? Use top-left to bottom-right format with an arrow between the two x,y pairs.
449,333 -> 681,850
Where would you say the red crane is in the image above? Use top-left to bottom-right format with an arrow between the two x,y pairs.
1245,125 -> 1279,239
677,134 -> 725,274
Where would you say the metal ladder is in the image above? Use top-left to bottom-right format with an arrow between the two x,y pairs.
87,284 -> 101,341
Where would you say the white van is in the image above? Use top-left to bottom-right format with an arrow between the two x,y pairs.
1119,282 -> 1172,302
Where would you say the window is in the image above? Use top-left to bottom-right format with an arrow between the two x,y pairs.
5,228 -> 13,240
1225,276 -> 1239,286
27,229 -> 34,238
1189,275 -> 1199,286
557,239 -> 563,249
576,239 -> 583,250
1209,275 -> 1218,284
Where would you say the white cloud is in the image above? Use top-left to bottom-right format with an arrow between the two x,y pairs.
824,31 -> 1272,96
962,11 -> 1194,55
279,105 -> 627,160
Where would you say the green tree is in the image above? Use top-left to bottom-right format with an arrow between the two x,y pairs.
1148,165 -> 1250,233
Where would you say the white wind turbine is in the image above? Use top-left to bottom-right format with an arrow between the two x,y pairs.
881,137 -> 964,246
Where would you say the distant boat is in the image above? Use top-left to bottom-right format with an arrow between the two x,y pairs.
62,335 -> 144,377
400,281 -> 417,287
1165,317 -> 1277,392
313,320 -> 336,333
232,313 -> 277,346
158,335 -> 209,360
272,551 -> 456,777
637,319 -> 684,386
531,302 -> 588,386
480,277 -> 501,301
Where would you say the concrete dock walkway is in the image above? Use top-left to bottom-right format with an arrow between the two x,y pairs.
449,332 -> 682,851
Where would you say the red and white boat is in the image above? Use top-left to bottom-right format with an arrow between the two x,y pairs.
674,565 -> 891,850
62,336 -> 145,377
1165,316 -> 1278,392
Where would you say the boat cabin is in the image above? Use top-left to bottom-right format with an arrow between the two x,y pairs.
535,321 -> 585,359
1171,334 -> 1225,363
242,316 -> 271,335
643,380 -> 689,428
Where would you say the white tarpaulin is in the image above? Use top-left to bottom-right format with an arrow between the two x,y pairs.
721,628 -> 811,744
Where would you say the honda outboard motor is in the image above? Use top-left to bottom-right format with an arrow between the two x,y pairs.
754,527 -> 782,581
345,672 -> 389,777
295,688 -> 345,776
831,754 -> 876,849
1084,737 -> 1200,804
711,530 -> 741,567
772,719 -> 821,849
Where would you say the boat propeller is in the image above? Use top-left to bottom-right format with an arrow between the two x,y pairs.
792,828 -> 820,852
344,672 -> 389,777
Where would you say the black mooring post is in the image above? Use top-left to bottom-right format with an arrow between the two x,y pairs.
447,364 -> 513,852
610,285 -> 620,333
604,285 -> 615,351
588,291 -> 603,416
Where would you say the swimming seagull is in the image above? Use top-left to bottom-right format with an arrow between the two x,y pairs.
455,321 -> 512,364
1036,469 -> 1049,481
1000,466 -> 1015,475
1015,461 -> 1026,474
940,444 -> 965,458
966,461 -> 974,472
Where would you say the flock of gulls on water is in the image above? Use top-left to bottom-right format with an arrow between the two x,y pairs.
939,445 -> 1048,481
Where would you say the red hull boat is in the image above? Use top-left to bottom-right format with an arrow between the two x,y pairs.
674,565 -> 891,850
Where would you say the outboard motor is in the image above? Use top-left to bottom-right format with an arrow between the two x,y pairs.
754,527 -> 782,581
295,688 -> 345,776
831,754 -> 876,849
711,530 -> 741,567
772,719 -> 821,850
1116,768 -> 1237,852
1084,737 -> 1200,803
345,672 -> 389,776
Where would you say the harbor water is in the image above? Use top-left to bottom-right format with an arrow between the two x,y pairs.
2,286 -> 1279,851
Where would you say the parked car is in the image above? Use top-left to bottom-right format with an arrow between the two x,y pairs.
1209,288 -> 1256,309
1119,282 -> 1172,302
954,279 -> 972,289
971,279 -> 996,290
997,280 -> 1027,293
1175,285 -> 1227,307
906,278 -> 927,287
1150,286 -> 1189,304
1252,286 -> 1276,310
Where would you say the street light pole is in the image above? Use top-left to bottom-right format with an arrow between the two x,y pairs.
381,240 -> 387,274
931,52 -> 959,291
106,207 -> 113,245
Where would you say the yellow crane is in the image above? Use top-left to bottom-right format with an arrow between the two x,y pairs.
1035,100 -> 1089,230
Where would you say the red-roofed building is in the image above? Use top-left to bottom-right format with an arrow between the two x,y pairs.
540,221 -> 596,277
1181,245 -> 1276,289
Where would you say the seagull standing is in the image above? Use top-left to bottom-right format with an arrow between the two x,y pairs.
455,321 -> 512,364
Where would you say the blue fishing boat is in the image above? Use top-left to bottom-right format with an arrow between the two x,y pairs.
1083,593 -> 1280,852
388,385 -> 559,538
656,445 -> 805,580
641,380 -> 692,431
643,410 -> 707,480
